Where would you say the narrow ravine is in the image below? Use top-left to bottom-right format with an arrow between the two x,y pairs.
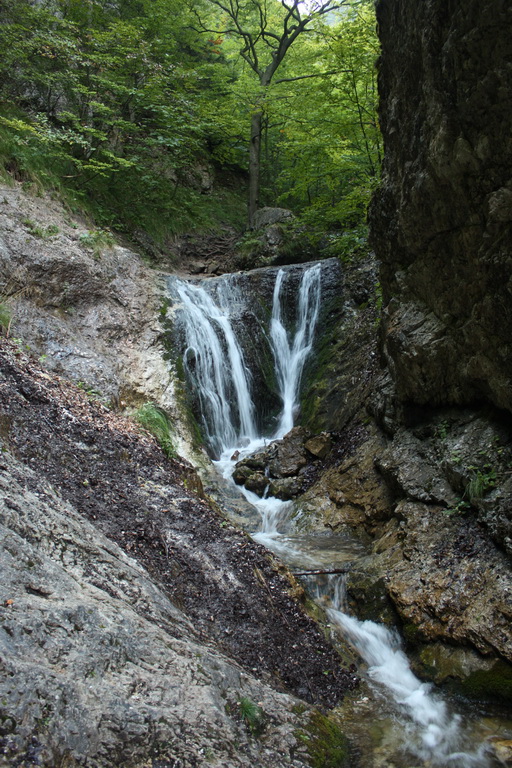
169,260 -> 505,767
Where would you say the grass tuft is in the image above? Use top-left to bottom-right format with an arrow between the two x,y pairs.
238,696 -> 265,736
0,301 -> 12,334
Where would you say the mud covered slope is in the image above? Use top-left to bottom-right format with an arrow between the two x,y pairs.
371,0 -> 512,412
0,337 -> 357,767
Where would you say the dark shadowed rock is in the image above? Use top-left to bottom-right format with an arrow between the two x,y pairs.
371,0 -> 512,414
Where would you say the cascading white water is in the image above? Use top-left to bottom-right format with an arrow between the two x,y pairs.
324,576 -> 491,767
172,263 -> 322,457
271,264 -> 321,438
173,278 -> 257,457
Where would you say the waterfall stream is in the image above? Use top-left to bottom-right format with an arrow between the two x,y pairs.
169,261 -> 505,767
172,277 -> 257,457
271,263 -> 321,437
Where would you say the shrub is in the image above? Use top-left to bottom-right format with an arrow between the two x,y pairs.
238,697 -> 265,736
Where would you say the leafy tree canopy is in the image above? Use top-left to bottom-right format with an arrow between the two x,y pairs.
0,0 -> 380,257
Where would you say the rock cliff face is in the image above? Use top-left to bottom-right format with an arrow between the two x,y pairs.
0,185 -> 185,445
371,0 -> 512,413
302,0 -> 512,698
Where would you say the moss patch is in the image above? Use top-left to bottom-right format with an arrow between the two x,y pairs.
461,660 -> 512,705
297,711 -> 350,768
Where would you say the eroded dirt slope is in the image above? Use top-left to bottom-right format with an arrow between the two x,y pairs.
0,337 -> 358,710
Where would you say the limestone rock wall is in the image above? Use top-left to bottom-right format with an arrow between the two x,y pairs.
371,0 -> 512,412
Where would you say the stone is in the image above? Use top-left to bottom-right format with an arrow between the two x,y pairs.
375,429 -> 458,507
0,452 -> 316,768
489,739 -> 512,766
268,428 -> 309,478
268,476 -> 303,501
304,433 -> 332,460
0,183 -> 190,455
233,429 -> 311,498
374,500 -> 512,662
252,207 -> 294,229
244,471 -> 270,496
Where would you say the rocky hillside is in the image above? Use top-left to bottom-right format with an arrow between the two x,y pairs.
1,0 -> 512,759
0,336 -> 358,767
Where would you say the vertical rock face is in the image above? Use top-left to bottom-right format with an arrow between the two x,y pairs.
371,0 -> 512,412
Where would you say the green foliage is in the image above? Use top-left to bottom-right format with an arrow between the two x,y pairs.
268,1 -> 381,237
22,218 -> 59,239
444,463 -> 496,515
296,711 -> 349,768
0,0 -> 381,244
466,465 -> 496,502
79,228 -> 115,259
0,302 -> 11,334
0,0 -> 247,242
443,498 -> 471,517
435,420 -> 449,440
237,697 -> 265,736
136,402 -> 176,459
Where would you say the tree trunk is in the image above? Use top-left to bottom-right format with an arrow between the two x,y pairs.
248,107 -> 263,227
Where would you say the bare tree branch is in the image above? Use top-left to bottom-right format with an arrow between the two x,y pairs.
274,68 -> 346,84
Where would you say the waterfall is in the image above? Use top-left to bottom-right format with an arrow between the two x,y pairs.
271,264 -> 321,438
172,278 -> 257,457
171,259 -> 498,767
170,263 -> 322,456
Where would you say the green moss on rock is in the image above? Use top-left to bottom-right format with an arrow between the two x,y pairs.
297,711 -> 350,768
461,660 -> 512,705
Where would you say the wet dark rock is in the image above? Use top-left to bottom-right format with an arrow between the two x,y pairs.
268,476 -> 304,501
375,429 -> 458,507
269,427 -> 309,477
244,472 -> 270,496
371,0 -> 512,414
300,258 -> 380,434
411,643 -> 512,706
304,433 -> 333,460
234,428 -> 315,499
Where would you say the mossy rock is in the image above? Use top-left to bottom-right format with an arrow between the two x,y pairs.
461,660 -> 512,705
412,643 -> 512,706
345,573 -> 397,626
297,711 -> 350,768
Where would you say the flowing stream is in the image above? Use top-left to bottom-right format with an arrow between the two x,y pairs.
170,262 -> 507,767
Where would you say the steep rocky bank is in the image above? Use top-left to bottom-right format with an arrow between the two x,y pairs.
1,0 -> 512,752
218,0 -> 512,706
0,185 -> 184,445
366,0 -> 512,696
0,336 -> 358,767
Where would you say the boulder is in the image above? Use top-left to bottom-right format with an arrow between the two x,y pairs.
304,433 -> 333,460
252,207 -> 294,229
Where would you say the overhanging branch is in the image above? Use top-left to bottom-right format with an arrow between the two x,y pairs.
274,69 -> 343,84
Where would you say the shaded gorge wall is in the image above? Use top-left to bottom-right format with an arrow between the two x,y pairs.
371,0 -> 512,415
